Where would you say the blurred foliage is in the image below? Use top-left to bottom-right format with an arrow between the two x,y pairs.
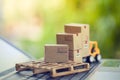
2,0 -> 120,59
103,60 -> 120,67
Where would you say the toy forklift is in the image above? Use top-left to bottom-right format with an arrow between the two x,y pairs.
88,41 -> 101,63
15,23 -> 101,77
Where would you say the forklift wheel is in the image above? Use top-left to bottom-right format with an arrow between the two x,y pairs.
87,56 -> 94,63
95,54 -> 101,62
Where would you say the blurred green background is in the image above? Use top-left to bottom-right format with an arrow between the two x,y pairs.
1,0 -> 120,59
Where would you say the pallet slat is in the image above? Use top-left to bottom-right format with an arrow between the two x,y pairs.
51,63 -> 89,77
15,61 -> 90,77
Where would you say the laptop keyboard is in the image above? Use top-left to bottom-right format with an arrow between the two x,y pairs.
2,63 -> 100,80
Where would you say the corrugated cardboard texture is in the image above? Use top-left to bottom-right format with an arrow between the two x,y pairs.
65,25 -> 81,33
69,49 -> 82,63
45,44 -> 69,63
64,23 -> 90,57
81,25 -> 90,57
64,24 -> 89,33
56,33 -> 82,50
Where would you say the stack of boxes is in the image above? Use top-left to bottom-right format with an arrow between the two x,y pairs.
57,24 -> 89,63
45,23 -> 89,63
56,33 -> 82,62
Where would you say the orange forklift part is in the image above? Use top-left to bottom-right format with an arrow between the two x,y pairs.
87,41 -> 101,63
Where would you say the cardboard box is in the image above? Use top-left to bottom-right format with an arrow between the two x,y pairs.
69,49 -> 82,63
64,23 -> 89,34
45,44 -> 69,63
56,33 -> 82,50
64,23 -> 90,57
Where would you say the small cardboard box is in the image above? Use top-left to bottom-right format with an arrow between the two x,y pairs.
65,25 -> 81,33
45,44 -> 69,63
65,23 -> 89,44
56,33 -> 82,50
69,49 -> 82,63
64,23 -> 89,34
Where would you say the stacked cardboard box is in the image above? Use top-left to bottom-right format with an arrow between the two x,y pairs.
56,33 -> 82,63
45,44 -> 69,63
45,23 -> 89,63
56,33 -> 82,50
56,23 -> 89,63
65,24 -> 90,57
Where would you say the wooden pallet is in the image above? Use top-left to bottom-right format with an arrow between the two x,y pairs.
51,63 -> 89,77
16,61 -> 89,77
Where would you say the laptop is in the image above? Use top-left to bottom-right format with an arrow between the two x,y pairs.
0,36 -> 119,80
85,59 -> 120,80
